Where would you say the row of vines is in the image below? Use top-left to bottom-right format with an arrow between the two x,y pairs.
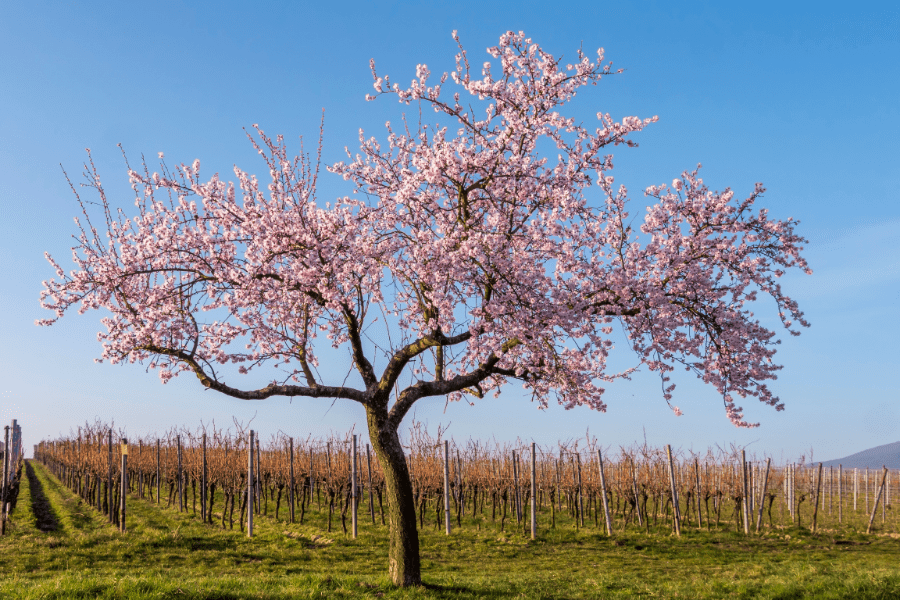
32,420 -> 898,538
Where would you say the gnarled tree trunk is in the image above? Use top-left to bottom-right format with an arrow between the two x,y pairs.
367,406 -> 421,587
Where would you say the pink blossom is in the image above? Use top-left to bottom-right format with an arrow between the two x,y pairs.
39,32 -> 810,430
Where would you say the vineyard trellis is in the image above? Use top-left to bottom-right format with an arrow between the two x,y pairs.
33,420 -> 899,540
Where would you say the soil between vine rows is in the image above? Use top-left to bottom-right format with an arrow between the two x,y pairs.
1,460 -> 899,599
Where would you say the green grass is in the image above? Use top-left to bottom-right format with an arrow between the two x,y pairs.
1,461 -> 899,599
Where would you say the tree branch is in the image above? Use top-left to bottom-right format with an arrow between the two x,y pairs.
139,343 -> 367,404
375,330 -> 472,404
341,303 -> 378,389
385,338 -> 518,429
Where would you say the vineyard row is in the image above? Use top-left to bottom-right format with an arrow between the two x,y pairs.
33,421 -> 898,539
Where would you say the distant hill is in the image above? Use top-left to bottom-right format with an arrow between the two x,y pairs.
819,441 -> 900,470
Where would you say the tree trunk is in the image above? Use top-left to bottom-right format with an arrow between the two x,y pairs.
367,408 -> 421,587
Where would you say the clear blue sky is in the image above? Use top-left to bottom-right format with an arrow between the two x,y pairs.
1,0 -> 897,462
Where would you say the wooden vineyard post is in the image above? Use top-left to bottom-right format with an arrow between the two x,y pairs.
519,451 -> 527,525
442,440 -> 451,535
888,471 -> 892,514
366,444 -> 375,525
456,448 -> 463,525
120,439 -> 128,533
96,435 -> 103,512
201,433 -> 207,522
107,430 -> 113,523
597,448 -> 612,536
865,468 -> 869,514
176,435 -> 184,512
884,471 -> 889,523
76,428 -> 82,500
289,437 -> 295,524
866,466 -> 889,534
554,458 -> 561,515
256,437 -> 261,515
838,464 -> 843,524
326,441 -> 332,525
694,458 -> 703,530
828,466 -> 833,515
530,442 -> 537,540
811,462 -> 823,533
790,463 -> 796,522
785,464 -> 791,522
575,452 -> 584,528
309,446 -> 316,510
756,458 -> 771,532
351,434 -> 358,539
665,445 -> 681,536
747,461 -> 754,518
793,463 -> 798,522
511,451 -> 521,524
138,441 -> 143,499
740,450 -> 750,535
247,430 -> 254,538
156,439 -> 161,505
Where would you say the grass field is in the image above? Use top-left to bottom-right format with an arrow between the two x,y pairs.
1,460 -> 899,599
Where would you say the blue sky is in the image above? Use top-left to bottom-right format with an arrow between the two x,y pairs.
1,0 -> 897,462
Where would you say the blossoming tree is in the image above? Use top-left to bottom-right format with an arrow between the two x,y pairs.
39,31 -> 810,585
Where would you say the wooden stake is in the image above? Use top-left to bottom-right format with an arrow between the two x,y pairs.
156,439 -> 161,505
866,466 -> 888,534
366,444 -> 375,525
530,442 -> 537,540
575,452 -> 584,528
755,458 -> 771,532
256,437 -> 261,514
352,434 -> 358,539
120,439 -> 128,533
310,445 -> 316,508
247,430 -> 254,537
865,468 -> 869,514
107,430 -> 113,522
511,451 -> 521,524
694,458 -> 703,530
838,464 -> 843,524
597,448 -> 612,536
289,437 -> 295,524
177,435 -> 183,513
138,440 -> 143,499
740,450 -> 750,535
442,440 -> 451,535
811,462 -> 824,532
201,433 -> 207,522
665,445 -> 681,536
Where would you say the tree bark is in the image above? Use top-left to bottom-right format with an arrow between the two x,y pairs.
366,405 -> 421,587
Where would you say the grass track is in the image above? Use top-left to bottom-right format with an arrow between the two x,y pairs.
1,460 -> 899,599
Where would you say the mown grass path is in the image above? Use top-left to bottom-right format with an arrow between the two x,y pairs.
23,460 -> 59,532
1,460 -> 899,599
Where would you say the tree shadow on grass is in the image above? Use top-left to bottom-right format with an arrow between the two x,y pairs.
25,460 -> 60,532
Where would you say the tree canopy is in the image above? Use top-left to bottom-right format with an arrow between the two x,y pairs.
40,31 -> 809,428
